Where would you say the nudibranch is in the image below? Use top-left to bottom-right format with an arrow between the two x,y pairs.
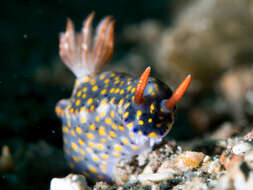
55,12 -> 191,183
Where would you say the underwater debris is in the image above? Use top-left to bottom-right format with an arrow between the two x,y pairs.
50,174 -> 91,190
0,145 -> 14,173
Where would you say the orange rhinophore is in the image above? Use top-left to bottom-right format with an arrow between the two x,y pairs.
134,67 -> 151,104
165,74 -> 191,110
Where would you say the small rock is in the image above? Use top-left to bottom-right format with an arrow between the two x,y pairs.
220,154 -> 243,170
137,172 -> 174,184
244,150 -> 253,169
175,151 -> 205,170
232,142 -> 252,155
244,130 -> 253,141
93,181 -> 112,190
50,174 -> 91,190
0,145 -> 15,173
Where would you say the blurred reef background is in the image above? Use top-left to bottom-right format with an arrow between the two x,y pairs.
2,0 -> 253,189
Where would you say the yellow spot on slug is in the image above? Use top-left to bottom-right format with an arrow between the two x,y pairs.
101,89 -> 107,95
120,81 -> 124,86
139,120 -> 144,125
150,104 -> 155,114
96,144 -> 104,150
78,138 -> 85,146
104,79 -> 110,84
136,110 -> 142,119
101,138 -> 106,143
71,142 -> 78,151
76,126 -> 82,134
89,124 -> 96,131
110,97 -> 116,103
89,167 -> 97,173
112,124 -> 117,130
105,118 -> 112,125
95,116 -> 100,122
118,125 -> 125,131
113,153 -> 121,158
71,130 -> 75,136
83,77 -> 90,83
99,74 -> 105,80
109,131 -> 116,138
98,127 -> 106,136
82,87 -> 88,92
119,99 -> 124,106
90,79 -> 96,85
87,132 -> 94,139
101,153 -> 108,159
124,103 -> 130,109
100,165 -> 106,172
148,88 -> 153,93
77,91 -> 82,97
114,80 -> 119,85
118,109 -> 123,114
90,105 -> 95,111
115,88 -> 120,94
92,85 -> 98,91
120,89 -> 124,94
109,88 -> 115,93
86,147 -> 92,153
101,99 -> 107,105
127,86 -> 132,91
114,145 -> 122,152
132,145 -> 139,151
110,111 -> 115,118
127,122 -> 134,128
122,138 -> 129,144
87,98 -> 93,105
149,132 -> 157,138
62,126 -> 69,133
156,123 -> 162,128
80,107 -> 85,112
131,88 -> 136,93
92,155 -> 100,162
80,149 -> 85,155
123,112 -> 129,118
110,73 -> 116,77
148,118 -> 152,123
100,112 -> 105,117
88,142 -> 95,148
72,155 -> 81,162
80,116 -> 86,123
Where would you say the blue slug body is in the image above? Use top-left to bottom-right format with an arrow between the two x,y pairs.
56,71 -> 174,182
55,13 -> 179,182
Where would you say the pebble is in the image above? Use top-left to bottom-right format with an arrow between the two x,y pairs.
175,151 -> 205,170
50,174 -> 90,190
232,142 -> 251,155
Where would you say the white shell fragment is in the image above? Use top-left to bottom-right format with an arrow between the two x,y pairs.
137,171 -> 174,183
50,174 -> 91,190
232,142 -> 251,156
